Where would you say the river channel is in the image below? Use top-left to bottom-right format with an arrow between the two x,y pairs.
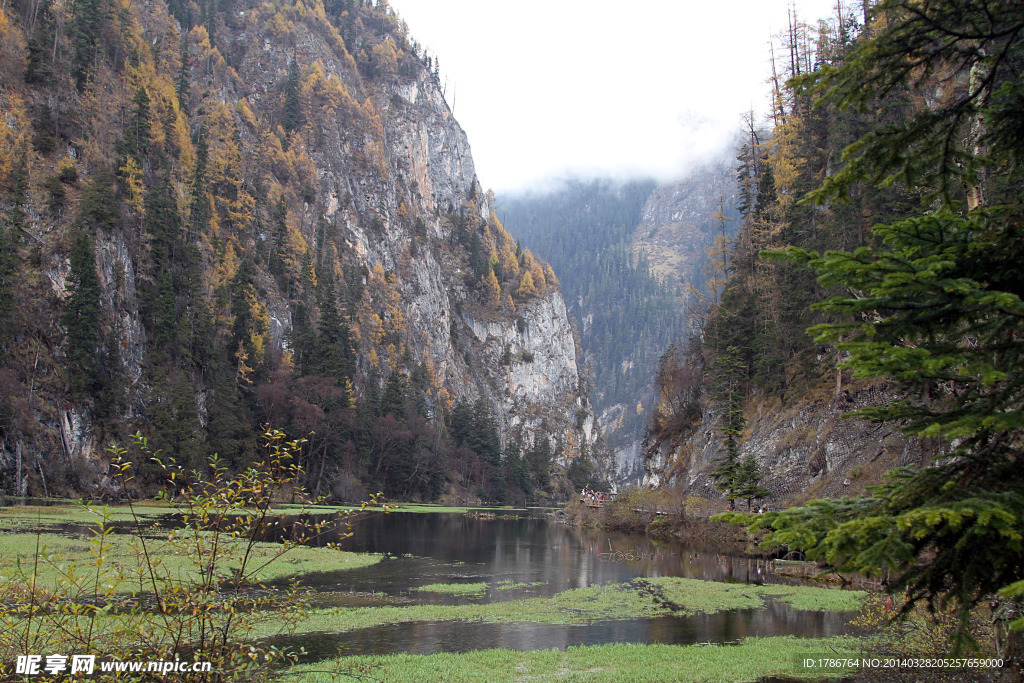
265,508 -> 854,660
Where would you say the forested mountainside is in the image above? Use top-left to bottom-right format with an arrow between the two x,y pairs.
499,180 -> 686,483
659,0 -> 1024,651
0,0 -> 602,502
645,0 -> 1024,516
644,4 -> 935,499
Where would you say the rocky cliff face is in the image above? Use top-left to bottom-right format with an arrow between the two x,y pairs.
239,25 -> 593,462
644,380 -> 928,504
0,0 -> 601,497
631,159 -> 740,289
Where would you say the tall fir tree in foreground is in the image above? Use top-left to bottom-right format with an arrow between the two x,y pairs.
729,0 -> 1024,655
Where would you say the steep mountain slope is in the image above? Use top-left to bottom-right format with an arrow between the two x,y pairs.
641,10 -> 942,506
630,159 -> 740,292
0,0 -> 599,501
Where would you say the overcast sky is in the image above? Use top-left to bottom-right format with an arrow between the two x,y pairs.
389,0 -> 843,195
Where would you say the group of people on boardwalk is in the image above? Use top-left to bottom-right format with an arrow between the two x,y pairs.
581,488 -> 604,507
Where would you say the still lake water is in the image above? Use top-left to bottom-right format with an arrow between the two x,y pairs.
269,508 -> 853,659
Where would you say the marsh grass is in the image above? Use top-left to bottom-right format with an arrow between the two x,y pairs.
409,580 -> 545,599
254,577 -> 866,640
495,580 -> 543,590
413,582 -> 489,596
282,503 -> 473,514
0,501 -> 169,532
641,577 -> 866,613
639,577 -> 764,613
288,636 -> 860,682
0,530 -> 381,595
758,583 -> 867,611
252,582 -> 667,638
69,581 -> 651,645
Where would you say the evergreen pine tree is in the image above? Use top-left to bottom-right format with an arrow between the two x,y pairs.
176,35 -> 191,115
735,455 -> 769,511
311,276 -> 356,394
282,58 -> 304,140
0,220 -> 17,358
62,231 -> 102,399
744,0 -> 1024,649
70,0 -> 107,90
709,346 -> 746,508
121,87 -> 152,161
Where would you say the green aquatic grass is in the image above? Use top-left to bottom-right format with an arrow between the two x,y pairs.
495,580 -> 543,590
641,577 -> 866,614
640,577 -> 764,613
0,503 -> 170,531
279,503 -> 472,514
389,504 -> 472,514
255,577 -> 865,640
0,531 -> 381,594
410,577 -> 548,596
0,501 -> 537,530
414,582 -> 489,596
253,582 -> 667,638
758,583 -> 867,611
288,636 -> 861,682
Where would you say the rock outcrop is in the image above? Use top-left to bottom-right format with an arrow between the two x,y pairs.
644,380 -> 928,503
631,159 -> 740,288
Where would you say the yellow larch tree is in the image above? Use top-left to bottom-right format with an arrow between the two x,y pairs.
370,38 -> 399,79
502,291 -> 516,315
529,258 -> 546,292
543,263 -> 557,289
119,156 -> 145,216
483,269 -> 501,309
0,93 -> 29,189
516,271 -> 536,299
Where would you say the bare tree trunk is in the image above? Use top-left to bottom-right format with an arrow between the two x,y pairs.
315,442 -> 328,499
59,410 -> 74,464
16,441 -> 23,496
38,462 -> 49,498
769,42 -> 785,127
855,181 -> 865,246
967,49 -> 990,211
788,7 -> 799,77
835,359 -> 843,400
992,598 -> 1023,682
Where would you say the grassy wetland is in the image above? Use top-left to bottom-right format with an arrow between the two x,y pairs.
1,494 -> 873,682
0,518 -> 382,593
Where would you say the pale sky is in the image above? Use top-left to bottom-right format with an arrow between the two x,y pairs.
389,0 -> 845,195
